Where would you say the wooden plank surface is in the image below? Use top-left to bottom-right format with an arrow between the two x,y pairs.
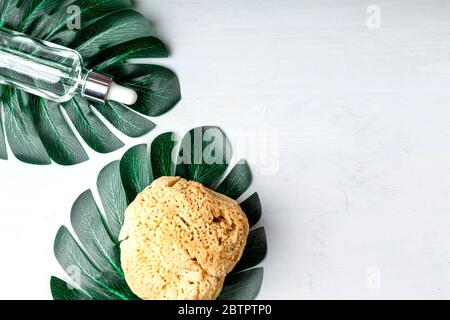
1,0 -> 450,299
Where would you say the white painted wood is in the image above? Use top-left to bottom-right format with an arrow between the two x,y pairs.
1,0 -> 450,299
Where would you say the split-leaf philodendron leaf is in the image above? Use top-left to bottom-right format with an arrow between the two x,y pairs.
0,0 -> 181,165
51,126 -> 267,300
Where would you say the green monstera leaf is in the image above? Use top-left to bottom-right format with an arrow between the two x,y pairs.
0,0 -> 181,165
51,126 -> 267,300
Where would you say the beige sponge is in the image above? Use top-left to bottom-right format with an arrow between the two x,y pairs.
119,176 -> 249,300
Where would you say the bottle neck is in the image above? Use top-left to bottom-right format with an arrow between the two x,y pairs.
80,68 -> 113,104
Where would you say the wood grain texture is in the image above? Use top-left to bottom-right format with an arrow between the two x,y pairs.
135,0 -> 450,300
1,0 -> 450,299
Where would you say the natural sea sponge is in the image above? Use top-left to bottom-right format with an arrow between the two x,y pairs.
119,176 -> 249,300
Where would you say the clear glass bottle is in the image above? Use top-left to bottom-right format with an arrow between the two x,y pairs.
0,27 -> 137,105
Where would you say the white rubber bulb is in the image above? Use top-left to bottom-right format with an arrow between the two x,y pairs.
107,82 -> 138,105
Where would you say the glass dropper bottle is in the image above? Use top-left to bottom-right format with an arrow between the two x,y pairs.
0,27 -> 137,105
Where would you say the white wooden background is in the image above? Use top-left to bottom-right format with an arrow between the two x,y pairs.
1,0 -> 450,299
